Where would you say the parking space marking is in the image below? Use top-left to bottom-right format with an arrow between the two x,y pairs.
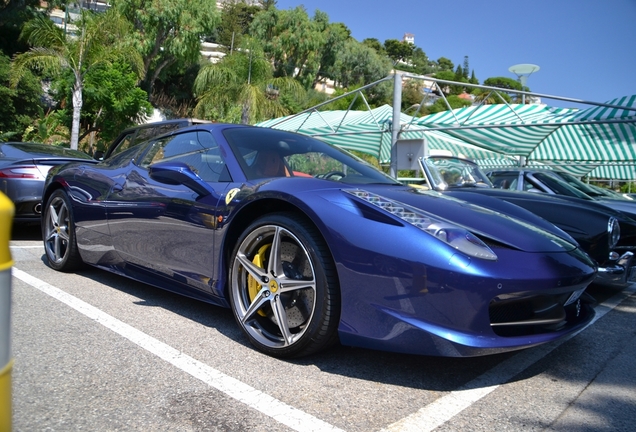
382,284 -> 636,432
12,268 -> 344,432
13,259 -> 635,432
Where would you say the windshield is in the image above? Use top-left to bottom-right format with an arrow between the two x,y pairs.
224,127 -> 401,185
553,171 -> 607,197
419,156 -> 493,190
532,172 -> 594,199
589,184 -> 634,200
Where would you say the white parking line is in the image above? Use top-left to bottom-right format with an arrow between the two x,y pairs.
382,284 -> 636,432
11,267 -> 344,432
12,262 -> 635,432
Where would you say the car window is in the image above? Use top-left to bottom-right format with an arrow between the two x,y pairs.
488,173 -> 517,190
141,130 -> 230,183
142,123 -> 185,142
223,127 -> 400,185
111,133 -> 136,156
422,157 -> 492,189
533,172 -> 592,199
523,178 -> 542,192
104,143 -> 148,168
133,127 -> 160,145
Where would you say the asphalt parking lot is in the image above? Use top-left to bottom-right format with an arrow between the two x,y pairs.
8,224 -> 636,432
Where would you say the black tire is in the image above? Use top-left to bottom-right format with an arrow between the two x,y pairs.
229,213 -> 340,358
42,190 -> 84,271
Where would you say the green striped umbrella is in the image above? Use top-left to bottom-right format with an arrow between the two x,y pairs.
258,105 -> 394,158
412,96 -> 636,166
257,96 -> 636,179
257,105 -> 505,162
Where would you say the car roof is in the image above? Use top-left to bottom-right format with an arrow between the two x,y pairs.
102,118 -> 212,159
117,118 -> 210,134
0,142 -> 93,160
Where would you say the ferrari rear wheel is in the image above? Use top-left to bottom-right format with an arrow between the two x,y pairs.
43,190 -> 83,271
229,213 -> 340,358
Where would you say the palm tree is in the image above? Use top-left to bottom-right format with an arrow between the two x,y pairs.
193,38 -> 304,125
10,9 -> 143,150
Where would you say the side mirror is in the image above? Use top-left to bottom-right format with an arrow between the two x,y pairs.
149,161 -> 211,197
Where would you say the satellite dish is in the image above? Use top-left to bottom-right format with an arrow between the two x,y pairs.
509,64 -> 540,75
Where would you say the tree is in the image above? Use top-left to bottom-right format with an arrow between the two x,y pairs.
250,7 -> 353,91
311,18 -> 351,87
471,76 -> 522,104
109,0 -> 220,97
422,94 -> 472,115
454,65 -> 463,79
462,56 -> 470,79
411,47 -> 434,75
51,61 -> 153,152
0,53 -> 42,140
21,110 -> 69,146
193,38 -> 304,125
483,76 -> 523,91
214,0 -> 262,50
362,38 -> 383,54
434,70 -> 467,95
331,39 -> 392,89
402,79 -> 425,112
384,39 -> 413,65
10,9 -> 144,149
469,70 -> 478,85
0,0 -> 41,57
437,57 -> 454,72
259,0 -> 277,9
250,6 -> 326,87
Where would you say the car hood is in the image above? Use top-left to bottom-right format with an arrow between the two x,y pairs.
595,199 -> 636,218
447,185 -> 636,222
339,184 -> 578,254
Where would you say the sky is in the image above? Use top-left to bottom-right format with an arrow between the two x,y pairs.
273,0 -> 636,109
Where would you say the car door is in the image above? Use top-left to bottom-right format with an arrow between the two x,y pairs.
106,130 -> 231,295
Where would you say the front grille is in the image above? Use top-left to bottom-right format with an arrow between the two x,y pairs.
489,294 -> 573,336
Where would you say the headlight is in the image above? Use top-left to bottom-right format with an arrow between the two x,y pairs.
608,217 -> 620,249
346,189 -> 497,260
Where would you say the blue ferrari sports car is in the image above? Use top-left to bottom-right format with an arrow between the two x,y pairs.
41,124 -> 596,358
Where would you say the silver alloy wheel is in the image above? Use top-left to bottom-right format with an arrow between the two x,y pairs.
44,195 -> 71,265
231,224 -> 317,350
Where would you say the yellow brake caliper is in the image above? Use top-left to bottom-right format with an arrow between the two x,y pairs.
247,244 -> 271,317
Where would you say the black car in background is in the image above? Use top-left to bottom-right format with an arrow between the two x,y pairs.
0,142 -> 94,223
486,167 -> 636,219
417,155 -> 636,288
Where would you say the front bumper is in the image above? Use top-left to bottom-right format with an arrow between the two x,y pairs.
596,251 -> 636,287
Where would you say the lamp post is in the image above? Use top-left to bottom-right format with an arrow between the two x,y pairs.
508,63 -> 540,104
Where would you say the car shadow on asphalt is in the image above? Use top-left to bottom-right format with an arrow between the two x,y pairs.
11,223 -> 42,241
35,254 -> 517,392
21,218 -> 615,393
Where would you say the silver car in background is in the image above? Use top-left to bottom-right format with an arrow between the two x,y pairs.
0,142 -> 94,223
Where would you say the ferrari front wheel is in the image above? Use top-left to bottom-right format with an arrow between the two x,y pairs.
43,190 -> 83,271
229,213 -> 340,358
